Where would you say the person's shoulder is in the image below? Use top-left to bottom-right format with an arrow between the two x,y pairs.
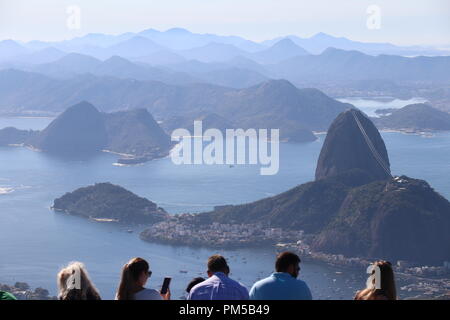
134,288 -> 162,300
292,278 -> 312,299
192,276 -> 215,290
252,275 -> 275,289
189,279 -> 212,296
228,276 -> 247,289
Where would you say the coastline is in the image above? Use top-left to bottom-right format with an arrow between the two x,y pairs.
139,232 -> 450,299
0,282 -> 56,300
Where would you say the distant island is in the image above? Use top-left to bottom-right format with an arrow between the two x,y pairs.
0,101 -> 173,163
373,103 -> 450,132
0,127 -> 37,146
52,182 -> 169,225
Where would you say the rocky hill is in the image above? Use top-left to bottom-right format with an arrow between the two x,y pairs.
52,182 -> 168,224
104,108 -> 173,158
373,103 -> 450,131
0,101 -> 172,161
181,110 -> 450,264
312,176 -> 450,265
30,101 -> 108,155
316,109 -> 391,182
192,169 -> 376,233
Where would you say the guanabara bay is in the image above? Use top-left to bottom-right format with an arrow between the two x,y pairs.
1,1 -> 450,303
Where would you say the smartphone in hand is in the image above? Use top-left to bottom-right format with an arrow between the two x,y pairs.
160,277 -> 171,295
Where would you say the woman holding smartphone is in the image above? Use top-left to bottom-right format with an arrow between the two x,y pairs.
115,257 -> 171,300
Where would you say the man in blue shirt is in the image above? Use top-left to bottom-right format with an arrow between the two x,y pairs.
249,251 -> 312,300
188,254 -> 249,300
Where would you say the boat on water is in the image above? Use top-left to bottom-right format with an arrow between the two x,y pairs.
179,270 -> 188,273
89,217 -> 119,223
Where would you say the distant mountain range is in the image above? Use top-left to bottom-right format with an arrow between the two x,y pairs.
1,27 -> 450,142
269,47 -> 450,84
16,53 -> 268,89
185,109 -> 450,264
263,32 -> 446,56
3,39 -> 450,96
0,71 -> 352,141
2,28 -> 447,67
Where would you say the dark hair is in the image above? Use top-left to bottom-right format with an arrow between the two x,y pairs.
186,277 -> 205,293
275,252 -> 301,272
207,255 -> 229,273
355,260 -> 397,300
116,257 -> 149,300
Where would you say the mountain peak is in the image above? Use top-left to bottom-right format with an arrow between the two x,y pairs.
103,55 -> 133,64
64,101 -> 99,114
315,109 -> 391,182
321,47 -> 345,54
321,47 -> 367,58
0,39 -> 21,46
253,38 -> 309,63
58,52 -> 100,62
272,38 -> 298,48
33,101 -> 107,155
139,28 -> 161,35
165,27 -> 191,34
254,79 -> 298,91
311,32 -> 335,40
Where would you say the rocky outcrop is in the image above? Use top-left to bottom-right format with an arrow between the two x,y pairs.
30,101 -> 108,155
187,109 -> 450,264
104,108 -> 172,158
315,109 -> 391,182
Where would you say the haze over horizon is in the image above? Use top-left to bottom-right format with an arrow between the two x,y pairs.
1,0 -> 449,47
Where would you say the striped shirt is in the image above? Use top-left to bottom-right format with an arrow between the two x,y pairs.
187,272 -> 249,300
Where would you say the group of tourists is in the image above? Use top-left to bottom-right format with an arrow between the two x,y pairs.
0,251 -> 397,300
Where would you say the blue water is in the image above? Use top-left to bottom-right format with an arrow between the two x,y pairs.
337,97 -> 428,117
0,106 -> 449,300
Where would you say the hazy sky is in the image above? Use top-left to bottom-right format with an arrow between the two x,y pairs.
1,0 -> 449,46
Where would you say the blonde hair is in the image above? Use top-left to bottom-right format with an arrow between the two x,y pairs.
355,260 -> 397,300
57,261 -> 101,300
